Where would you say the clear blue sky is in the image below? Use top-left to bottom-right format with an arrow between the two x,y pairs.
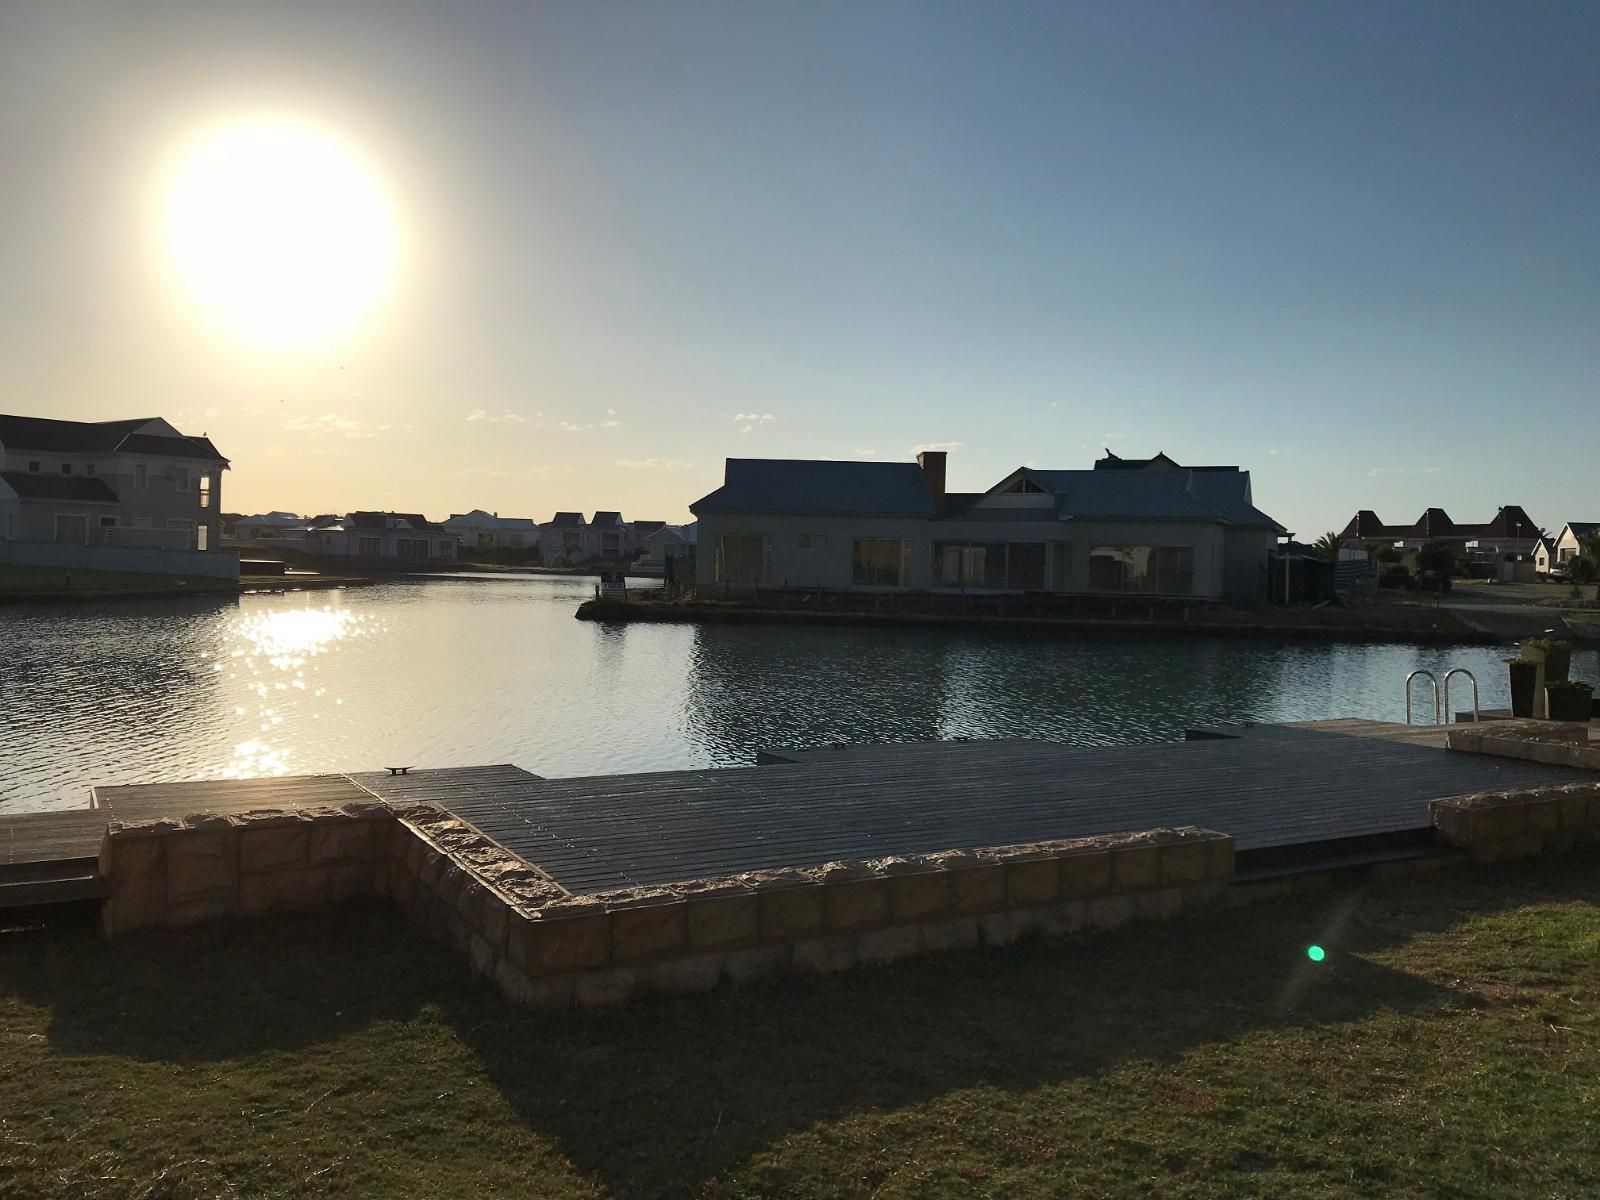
0,1 -> 1595,532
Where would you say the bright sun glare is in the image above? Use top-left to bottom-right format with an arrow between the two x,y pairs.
165,119 -> 396,348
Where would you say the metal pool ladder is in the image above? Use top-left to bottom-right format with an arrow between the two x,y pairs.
1404,667 -> 1480,725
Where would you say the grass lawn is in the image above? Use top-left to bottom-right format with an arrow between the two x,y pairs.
4,854 -> 1600,1199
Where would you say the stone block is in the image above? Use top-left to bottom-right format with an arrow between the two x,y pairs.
1109,841 -> 1161,892
1205,836 -> 1236,880
1035,900 -> 1089,938
1135,887 -> 1186,922
648,954 -> 725,995
99,828 -> 166,884
1059,849 -> 1111,898
435,863 -> 469,911
607,897 -> 688,962
824,878 -> 889,930
309,819 -> 378,865
722,944 -> 789,985
947,862 -> 1007,913
1432,802 -> 1470,845
979,909 -> 1034,946
468,932 -> 497,978
888,870 -> 950,921
791,934 -> 858,975
1005,858 -> 1060,906
476,888 -> 513,951
677,881 -> 758,948
758,883 -> 826,940
575,967 -> 637,1008
164,892 -> 234,928
329,862 -> 375,903
507,908 -> 610,974
389,867 -> 417,910
163,829 -> 235,900
919,916 -> 980,953
239,867 -> 329,917
1159,839 -> 1211,887
1085,894 -> 1137,930
857,924 -> 923,965
1527,800 -> 1561,837
1559,792 -> 1591,830
492,960 -> 575,1009
238,821 -> 310,875
1488,801 -> 1528,840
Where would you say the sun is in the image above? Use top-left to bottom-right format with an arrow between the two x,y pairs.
165,119 -> 397,348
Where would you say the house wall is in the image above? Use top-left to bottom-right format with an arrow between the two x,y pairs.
305,529 -> 458,559
539,525 -> 589,563
1555,528 -> 1590,562
1221,527 -> 1276,602
0,539 -> 240,579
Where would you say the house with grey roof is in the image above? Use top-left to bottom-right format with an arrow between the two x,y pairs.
688,449 -> 1284,601
444,509 -> 540,553
539,512 -> 588,563
302,511 -> 459,561
0,413 -> 236,578
1552,522 -> 1599,568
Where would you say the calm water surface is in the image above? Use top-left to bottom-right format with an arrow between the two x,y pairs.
3,575 -> 1590,812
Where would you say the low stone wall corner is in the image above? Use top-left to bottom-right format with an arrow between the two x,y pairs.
1431,782 -> 1600,861
1446,725 -> 1600,769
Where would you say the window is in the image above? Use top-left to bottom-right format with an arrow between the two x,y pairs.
197,525 -> 208,551
397,538 -> 429,557
852,538 -> 906,587
1088,546 -> 1195,595
134,463 -> 148,489
797,533 -> 827,551
27,461 -> 40,473
61,463 -> 73,475
98,516 -> 118,528
55,514 -> 89,544
174,466 -> 190,492
562,530 -> 581,551
86,463 -> 96,476
198,474 -> 211,509
714,534 -> 767,586
358,536 -> 383,556
437,540 -> 456,558
933,541 -> 1048,590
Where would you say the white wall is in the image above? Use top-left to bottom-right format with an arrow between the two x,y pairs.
0,540 -> 240,579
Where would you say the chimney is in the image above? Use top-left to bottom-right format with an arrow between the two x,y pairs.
916,450 -> 947,517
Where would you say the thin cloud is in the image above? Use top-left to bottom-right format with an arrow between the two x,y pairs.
466,408 -> 526,424
286,413 -> 376,439
852,448 -> 879,458
616,458 -> 693,470
910,441 -> 963,455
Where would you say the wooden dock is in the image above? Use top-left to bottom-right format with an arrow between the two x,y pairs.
1,723 -> 1592,907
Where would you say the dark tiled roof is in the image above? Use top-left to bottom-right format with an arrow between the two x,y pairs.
591,511 -> 625,528
547,512 -> 585,527
1564,522 -> 1600,539
692,459 -> 937,517
1341,506 -> 1541,541
348,511 -> 445,533
1093,450 -> 1238,472
1,471 -> 120,502
118,433 -> 228,462
1024,469 -> 1283,530
0,415 -> 153,452
0,415 -> 227,463
632,520 -> 667,536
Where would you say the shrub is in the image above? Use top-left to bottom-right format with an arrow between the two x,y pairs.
1375,546 -> 1402,565
1378,565 -> 1413,590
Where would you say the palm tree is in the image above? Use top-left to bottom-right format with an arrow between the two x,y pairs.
1312,531 -> 1344,560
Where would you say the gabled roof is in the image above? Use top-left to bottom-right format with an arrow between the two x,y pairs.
995,468 -> 1282,531
0,471 -> 120,503
1341,505 -> 1541,541
591,510 -> 625,528
0,415 -> 227,463
1560,521 -> 1600,542
1093,450 -> 1239,472
632,520 -> 667,536
547,511 -> 586,527
692,459 -> 937,517
348,511 -> 446,533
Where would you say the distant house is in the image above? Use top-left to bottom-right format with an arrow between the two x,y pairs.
232,512 -> 305,543
1535,536 -> 1556,575
539,512 -> 588,563
0,413 -> 236,578
1552,522 -> 1599,566
444,509 -> 540,553
302,511 -> 459,561
1338,505 -> 1543,582
635,522 -> 696,575
590,511 -> 628,559
689,449 -> 1282,600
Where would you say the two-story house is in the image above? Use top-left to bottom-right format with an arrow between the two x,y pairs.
0,414 -> 234,577
539,512 -> 588,563
302,512 -> 460,560
443,510 -> 540,553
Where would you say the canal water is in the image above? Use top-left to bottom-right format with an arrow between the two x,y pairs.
2,574 -> 1592,812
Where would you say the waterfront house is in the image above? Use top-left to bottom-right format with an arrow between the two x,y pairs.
0,413 -> 236,578
231,512 -> 306,543
1552,522 -> 1599,567
689,450 -> 1283,601
635,521 -> 696,575
303,511 -> 459,561
590,511 -> 629,558
1339,506 -> 1541,558
539,512 -> 588,563
444,509 -> 540,553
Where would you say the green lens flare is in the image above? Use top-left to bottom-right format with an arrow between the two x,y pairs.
1307,945 -> 1326,962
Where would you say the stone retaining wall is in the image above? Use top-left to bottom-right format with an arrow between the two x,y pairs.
1431,782 -> 1600,861
101,805 -> 1236,1008
1446,725 -> 1600,770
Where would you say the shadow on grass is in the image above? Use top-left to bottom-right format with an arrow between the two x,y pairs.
4,851 -> 1598,1198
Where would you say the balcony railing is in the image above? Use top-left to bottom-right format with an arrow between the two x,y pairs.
97,526 -> 197,551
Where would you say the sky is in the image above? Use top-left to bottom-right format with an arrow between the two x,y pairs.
0,1 -> 1595,533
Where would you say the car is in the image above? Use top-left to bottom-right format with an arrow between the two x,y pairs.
1549,564 -> 1573,583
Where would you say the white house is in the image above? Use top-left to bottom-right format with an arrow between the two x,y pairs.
590,511 -> 629,559
444,510 -> 540,552
0,413 -> 237,578
231,512 -> 305,543
302,511 -> 460,561
635,522 -> 697,575
689,449 -> 1284,602
539,512 -> 588,563
1535,536 -> 1556,575
1552,522 -> 1598,566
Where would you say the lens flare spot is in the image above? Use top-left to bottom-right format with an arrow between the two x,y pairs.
1307,944 -> 1326,963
